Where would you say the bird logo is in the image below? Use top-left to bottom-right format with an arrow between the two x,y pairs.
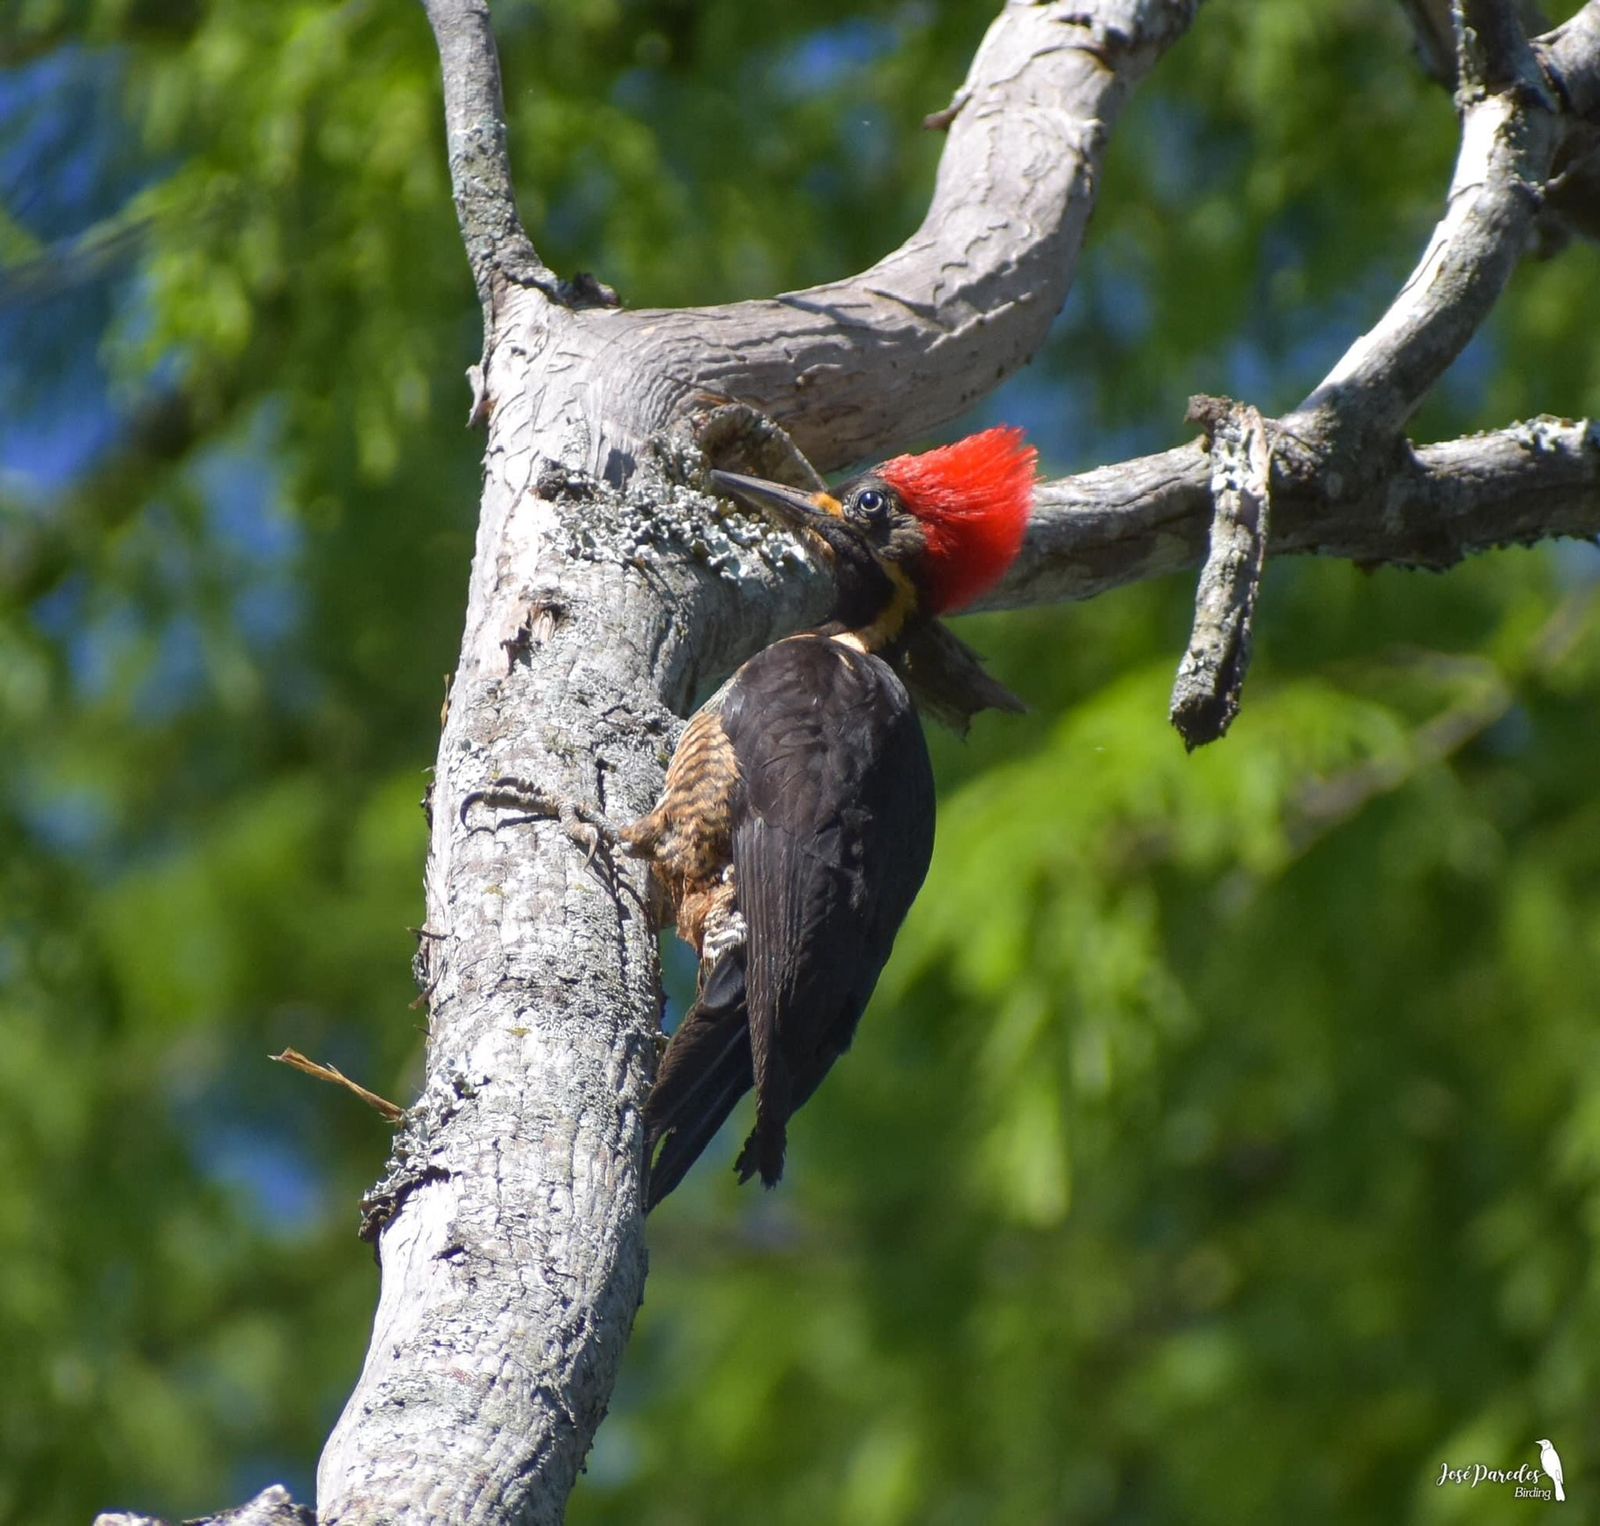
1537,1439 -> 1566,1503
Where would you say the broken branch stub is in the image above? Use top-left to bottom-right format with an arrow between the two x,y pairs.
1170,400 -> 1273,750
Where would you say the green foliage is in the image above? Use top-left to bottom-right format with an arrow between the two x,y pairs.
615,555 -> 1600,1526
2,0 -> 1598,1521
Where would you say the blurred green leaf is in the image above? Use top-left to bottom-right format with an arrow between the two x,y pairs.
3,0 -> 1600,1521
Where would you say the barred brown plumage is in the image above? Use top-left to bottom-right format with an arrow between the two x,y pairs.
622,702 -> 744,956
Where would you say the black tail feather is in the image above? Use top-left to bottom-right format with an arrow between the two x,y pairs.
646,1066 -> 749,1210
733,1058 -> 789,1188
732,1112 -> 787,1188
643,948 -> 752,1211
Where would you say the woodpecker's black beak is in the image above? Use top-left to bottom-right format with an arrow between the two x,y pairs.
710,468 -> 894,627
709,471 -> 843,530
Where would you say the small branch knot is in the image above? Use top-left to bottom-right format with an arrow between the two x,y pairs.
559,270 -> 623,309
1184,391 -> 1239,442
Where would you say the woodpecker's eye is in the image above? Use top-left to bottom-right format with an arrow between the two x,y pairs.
853,489 -> 888,521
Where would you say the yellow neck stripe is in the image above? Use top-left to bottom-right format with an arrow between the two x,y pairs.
831,562 -> 916,655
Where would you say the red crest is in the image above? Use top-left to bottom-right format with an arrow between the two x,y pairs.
877,426 -> 1036,612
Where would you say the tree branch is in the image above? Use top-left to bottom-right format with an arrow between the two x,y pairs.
1400,0 -> 1464,85
298,3 -> 1600,1524
313,7 -> 1215,1518
1169,400 -> 1272,749
421,0 -> 558,313
1537,0 -> 1600,117
995,415 -> 1600,611
1403,0 -> 1600,252
983,19 -> 1594,581
1292,1 -> 1558,462
1457,0 -> 1541,91
1540,3 -> 1600,246
1088,0 -> 1591,734
504,0 -> 1204,481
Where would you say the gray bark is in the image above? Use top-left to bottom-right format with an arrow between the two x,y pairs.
471,0 -> 1205,484
95,0 -> 1600,1522
1169,401 -> 1272,749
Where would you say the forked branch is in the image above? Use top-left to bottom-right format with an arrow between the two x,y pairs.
507,0 -> 1206,481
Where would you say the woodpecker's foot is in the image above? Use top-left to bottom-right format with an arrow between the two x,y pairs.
460,776 -> 626,870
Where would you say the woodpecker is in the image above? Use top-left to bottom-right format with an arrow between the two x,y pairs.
631,426 -> 1036,1208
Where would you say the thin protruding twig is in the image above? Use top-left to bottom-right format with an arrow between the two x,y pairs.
271,1048 -> 405,1123
1170,399 -> 1273,749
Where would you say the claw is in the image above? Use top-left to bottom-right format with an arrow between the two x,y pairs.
460,776 -> 622,845
459,776 -> 646,912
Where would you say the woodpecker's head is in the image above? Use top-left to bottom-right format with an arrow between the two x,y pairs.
711,426 -> 1036,649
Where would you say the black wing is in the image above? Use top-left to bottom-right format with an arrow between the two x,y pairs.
723,637 -> 935,1188
642,636 -> 935,1206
